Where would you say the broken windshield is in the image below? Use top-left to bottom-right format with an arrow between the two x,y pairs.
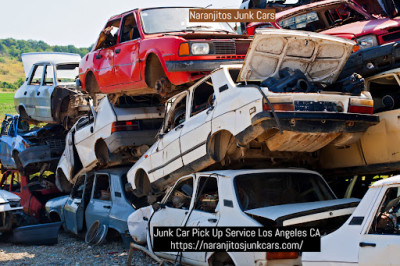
140,8 -> 235,34
234,172 -> 335,211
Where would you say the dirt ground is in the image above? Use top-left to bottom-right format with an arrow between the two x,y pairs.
0,231 -> 158,265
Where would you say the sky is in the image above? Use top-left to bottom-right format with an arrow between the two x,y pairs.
0,0 -> 242,48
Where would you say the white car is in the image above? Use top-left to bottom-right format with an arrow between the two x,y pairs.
303,175 -> 400,266
56,95 -> 164,192
0,189 -> 22,232
127,29 -> 379,198
14,52 -> 87,127
128,169 -> 360,266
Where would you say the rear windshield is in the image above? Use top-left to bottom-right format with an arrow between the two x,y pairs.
234,172 -> 335,211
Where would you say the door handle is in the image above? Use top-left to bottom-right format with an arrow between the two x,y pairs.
90,126 -> 94,133
208,218 -> 217,223
103,205 -> 111,209
115,49 -> 121,54
175,124 -> 184,131
206,106 -> 215,114
359,242 -> 376,247
95,54 -> 102,59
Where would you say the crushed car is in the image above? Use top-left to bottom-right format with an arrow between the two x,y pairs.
128,169 -> 360,265
0,188 -> 22,233
320,68 -> 400,176
127,29 -> 379,199
0,114 -> 66,175
79,7 -> 251,99
14,52 -> 88,128
0,170 -> 64,223
55,95 -> 164,192
46,167 -> 143,246
303,175 -> 400,266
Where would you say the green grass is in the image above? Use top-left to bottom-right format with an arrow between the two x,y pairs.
0,92 -> 16,118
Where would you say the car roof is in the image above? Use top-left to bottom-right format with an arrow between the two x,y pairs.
195,168 -> 322,178
370,176 -> 400,188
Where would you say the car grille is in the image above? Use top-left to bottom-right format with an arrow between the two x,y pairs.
213,41 -> 236,54
382,28 -> 400,43
47,139 -> 65,151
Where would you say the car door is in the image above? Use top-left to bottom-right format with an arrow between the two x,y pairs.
92,19 -> 121,89
25,64 -> 43,119
64,174 -> 90,234
114,12 -> 141,84
358,185 -> 400,265
85,173 -> 112,229
74,111 -> 96,168
149,92 -> 187,180
182,175 -> 220,263
180,76 -> 216,166
150,176 -> 195,260
35,64 -> 55,122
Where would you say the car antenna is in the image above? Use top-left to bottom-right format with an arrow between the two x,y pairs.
204,4 -> 212,8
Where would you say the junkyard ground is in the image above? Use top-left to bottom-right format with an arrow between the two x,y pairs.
0,230 -> 158,265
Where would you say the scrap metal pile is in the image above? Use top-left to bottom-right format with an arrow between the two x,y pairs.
0,1 -> 399,265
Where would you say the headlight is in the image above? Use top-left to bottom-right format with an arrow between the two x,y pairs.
191,43 -> 210,55
356,35 -> 378,50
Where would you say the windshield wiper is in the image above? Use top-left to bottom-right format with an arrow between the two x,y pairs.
186,25 -> 213,30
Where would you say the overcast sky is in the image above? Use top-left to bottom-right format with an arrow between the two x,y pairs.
0,0 -> 242,48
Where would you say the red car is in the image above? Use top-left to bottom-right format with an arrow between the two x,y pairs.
246,0 -> 400,49
0,170 -> 64,223
79,7 -> 251,98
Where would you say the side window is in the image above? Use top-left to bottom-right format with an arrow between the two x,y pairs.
76,116 -> 90,131
164,95 -> 187,133
29,65 -> 44,85
71,175 -> 86,199
191,77 -> 215,116
370,187 -> 400,235
194,177 -> 219,213
165,177 -> 194,210
7,119 -> 15,136
1,118 -> 10,135
279,12 -> 324,32
95,19 -> 121,50
93,174 -> 111,201
44,65 -> 54,85
120,13 -> 140,43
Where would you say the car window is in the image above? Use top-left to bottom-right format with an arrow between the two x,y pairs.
7,118 -> 15,136
369,187 -> 400,235
93,174 -> 111,201
56,64 -> 79,83
279,11 -> 325,32
190,77 -> 215,117
44,65 -> 54,86
194,176 -> 219,213
95,19 -> 121,50
165,177 -> 194,210
163,94 -> 187,133
324,4 -> 367,27
29,65 -> 44,85
0,118 -> 11,135
75,116 -> 90,131
120,13 -> 140,43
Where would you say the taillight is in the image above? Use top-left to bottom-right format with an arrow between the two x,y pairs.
111,120 -> 139,134
348,98 -> 374,114
263,103 -> 295,112
267,252 -> 299,260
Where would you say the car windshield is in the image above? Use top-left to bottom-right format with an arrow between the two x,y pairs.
140,8 -> 235,34
56,63 -> 79,83
234,172 -> 335,211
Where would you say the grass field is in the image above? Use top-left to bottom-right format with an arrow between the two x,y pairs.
0,57 -> 24,84
0,92 -> 16,118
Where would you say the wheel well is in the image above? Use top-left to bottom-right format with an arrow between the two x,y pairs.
94,139 -> 109,163
134,169 -> 152,196
18,106 -> 29,120
55,168 -> 73,193
145,53 -> 166,88
49,211 -> 61,222
208,130 -> 235,162
106,227 -> 122,242
208,252 -> 234,265
85,71 -> 100,94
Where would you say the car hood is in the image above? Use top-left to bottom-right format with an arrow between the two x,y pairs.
45,195 -> 69,210
0,189 -> 20,203
21,52 -> 81,77
238,29 -> 355,84
245,198 -> 360,226
322,18 -> 400,38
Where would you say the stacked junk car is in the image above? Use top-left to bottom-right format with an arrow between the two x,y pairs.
0,1 -> 400,265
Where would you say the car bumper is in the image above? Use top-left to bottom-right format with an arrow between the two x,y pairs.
19,145 -> 63,168
105,130 -> 158,153
165,59 -> 244,72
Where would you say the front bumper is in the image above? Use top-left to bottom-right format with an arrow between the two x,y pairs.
338,40 -> 400,79
105,130 -> 158,153
165,59 -> 244,72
